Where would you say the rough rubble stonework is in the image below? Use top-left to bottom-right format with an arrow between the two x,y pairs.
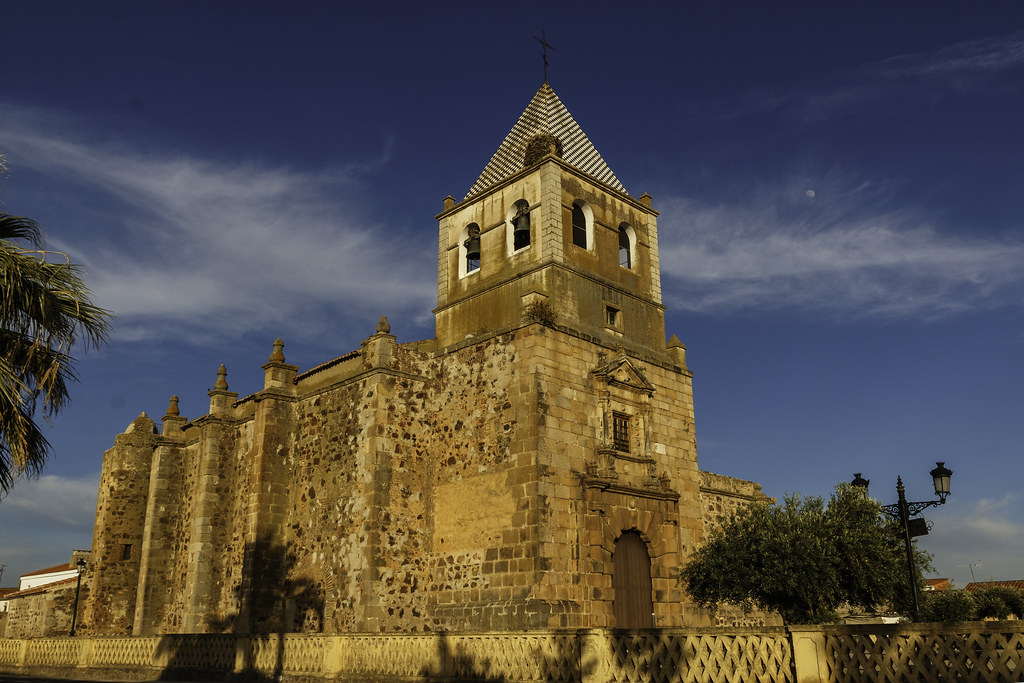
76,83 -> 777,637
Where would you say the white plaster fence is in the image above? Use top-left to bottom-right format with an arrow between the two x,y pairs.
1,622 -> 1021,682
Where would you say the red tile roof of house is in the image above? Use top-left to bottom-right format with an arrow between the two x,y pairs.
19,562 -> 75,578
965,580 -> 1024,592
924,578 -> 951,591
4,576 -> 78,599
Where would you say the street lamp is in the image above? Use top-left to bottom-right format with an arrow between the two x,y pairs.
69,558 -> 86,636
851,462 -> 953,622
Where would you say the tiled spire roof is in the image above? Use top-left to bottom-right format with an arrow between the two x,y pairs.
465,82 -> 626,199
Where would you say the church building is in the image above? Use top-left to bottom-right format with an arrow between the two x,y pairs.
81,83 -> 770,636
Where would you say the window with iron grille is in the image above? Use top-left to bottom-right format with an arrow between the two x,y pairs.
613,412 -> 630,452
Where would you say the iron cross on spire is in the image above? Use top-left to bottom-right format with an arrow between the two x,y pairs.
533,31 -> 556,83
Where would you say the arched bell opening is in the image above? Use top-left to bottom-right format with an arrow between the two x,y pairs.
571,199 -> 593,250
509,199 -> 531,253
460,222 -> 481,277
618,223 -> 636,270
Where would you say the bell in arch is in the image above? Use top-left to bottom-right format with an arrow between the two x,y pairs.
464,234 -> 481,262
514,213 -> 530,236
512,201 -> 531,249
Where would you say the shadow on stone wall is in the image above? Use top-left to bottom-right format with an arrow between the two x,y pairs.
227,535 -> 325,636
156,536 -> 323,682
417,632 -> 506,682
598,630 -> 693,683
413,629 -> 604,683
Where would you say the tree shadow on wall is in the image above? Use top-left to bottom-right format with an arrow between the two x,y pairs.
597,629 -> 691,683
595,626 -> 795,683
155,536 -> 323,682
418,632 -> 506,683
417,630 -> 600,683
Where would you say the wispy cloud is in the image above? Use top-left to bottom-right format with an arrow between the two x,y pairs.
658,175 -> 1024,318
0,103 -> 436,344
927,494 -> 1024,585
875,32 -> 1024,81
728,31 -> 1024,121
0,473 -> 99,581
0,473 -> 99,530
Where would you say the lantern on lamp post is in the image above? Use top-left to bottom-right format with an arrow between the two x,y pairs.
850,462 -> 953,622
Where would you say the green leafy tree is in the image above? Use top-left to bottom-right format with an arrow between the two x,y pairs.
972,587 -> 1024,620
919,590 -> 976,622
1,162 -> 111,492
919,586 -> 1024,622
681,484 -> 925,624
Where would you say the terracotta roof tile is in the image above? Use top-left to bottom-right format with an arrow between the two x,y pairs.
5,576 -> 78,598
295,349 -> 360,381
965,580 -> 1024,592
19,562 -> 74,578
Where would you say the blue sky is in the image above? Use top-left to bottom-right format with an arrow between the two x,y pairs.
1,2 -> 1022,591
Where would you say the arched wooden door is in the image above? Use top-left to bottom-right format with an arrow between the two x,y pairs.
612,530 -> 654,628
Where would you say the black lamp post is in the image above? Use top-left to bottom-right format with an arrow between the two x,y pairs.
69,558 -> 86,636
851,462 -> 953,622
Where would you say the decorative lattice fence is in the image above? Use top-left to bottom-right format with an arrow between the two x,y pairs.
0,638 -> 22,666
91,636 -> 160,667
587,630 -> 794,683
22,637 -> 82,667
814,623 -> 1024,683
1,622 -> 1021,682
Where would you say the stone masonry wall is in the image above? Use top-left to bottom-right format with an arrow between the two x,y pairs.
282,332 -> 525,632
699,470 -> 773,536
695,470 -> 782,627
83,413 -> 156,634
516,323 -> 701,628
82,320 -> 770,635
154,433 -> 201,632
1,581 -> 82,638
287,378 -> 373,632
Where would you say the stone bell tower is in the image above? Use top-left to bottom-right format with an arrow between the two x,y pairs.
432,83 -> 703,629
434,82 -> 666,356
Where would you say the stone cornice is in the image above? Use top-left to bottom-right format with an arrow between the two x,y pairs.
582,473 -> 680,502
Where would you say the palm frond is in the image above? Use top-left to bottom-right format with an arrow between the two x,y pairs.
0,214 -> 44,247
0,214 -> 112,493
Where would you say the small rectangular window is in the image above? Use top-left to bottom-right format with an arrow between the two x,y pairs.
122,543 -> 132,561
613,412 -> 630,452
606,305 -> 620,329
